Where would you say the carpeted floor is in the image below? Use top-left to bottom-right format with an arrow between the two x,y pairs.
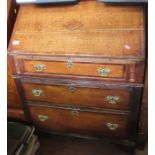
36,134 -> 147,155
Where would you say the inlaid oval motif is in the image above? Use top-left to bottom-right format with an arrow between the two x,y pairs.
63,19 -> 83,31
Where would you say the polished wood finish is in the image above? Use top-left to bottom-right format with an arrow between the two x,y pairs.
7,0 -> 18,44
7,0 -> 20,109
137,4 -> 147,148
7,108 -> 25,121
8,0 -> 146,149
7,62 -> 22,109
23,61 -> 124,78
8,1 -> 145,84
14,75 -> 143,143
29,105 -> 130,139
8,1 -> 145,59
23,83 -> 131,110
9,31 -> 144,57
7,0 -> 25,120
9,55 -> 145,83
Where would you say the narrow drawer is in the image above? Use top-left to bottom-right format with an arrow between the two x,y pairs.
23,83 -> 131,110
22,60 -> 125,79
29,105 -> 130,139
12,57 -> 145,83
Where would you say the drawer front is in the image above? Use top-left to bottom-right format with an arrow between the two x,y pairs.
29,105 -> 129,139
22,60 -> 125,79
12,56 -> 145,83
23,83 -> 130,110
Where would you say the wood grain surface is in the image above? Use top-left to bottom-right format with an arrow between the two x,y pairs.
7,0 -> 25,120
7,0 -> 146,147
7,108 -> 25,121
23,82 -> 131,110
8,1 -> 145,58
29,105 -> 130,139
23,60 -> 125,78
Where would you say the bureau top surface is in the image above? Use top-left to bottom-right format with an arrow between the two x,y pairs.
8,1 -> 145,59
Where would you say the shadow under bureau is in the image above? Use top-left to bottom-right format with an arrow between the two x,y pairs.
8,0 -> 146,149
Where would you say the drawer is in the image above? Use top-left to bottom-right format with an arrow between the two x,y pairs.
22,81 -> 131,110
22,60 -> 124,79
29,105 -> 130,139
11,56 -> 145,83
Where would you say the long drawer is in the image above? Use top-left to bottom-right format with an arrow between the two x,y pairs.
23,60 -> 125,79
11,56 -> 145,83
17,76 -> 141,111
23,83 -> 130,110
28,105 -> 130,139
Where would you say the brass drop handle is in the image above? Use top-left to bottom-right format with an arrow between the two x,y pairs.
32,89 -> 43,97
38,114 -> 48,122
106,122 -> 119,130
34,64 -> 46,72
68,86 -> 76,93
67,60 -> 73,69
70,110 -> 79,117
105,96 -> 120,105
97,68 -> 111,76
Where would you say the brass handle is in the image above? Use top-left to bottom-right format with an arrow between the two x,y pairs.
105,96 -> 120,105
67,60 -> 73,69
38,114 -> 48,122
70,110 -> 79,117
97,68 -> 111,76
68,86 -> 76,93
106,122 -> 119,130
34,64 -> 46,72
32,89 -> 43,96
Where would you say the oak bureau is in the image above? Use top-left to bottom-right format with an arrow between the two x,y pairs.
8,0 -> 146,149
